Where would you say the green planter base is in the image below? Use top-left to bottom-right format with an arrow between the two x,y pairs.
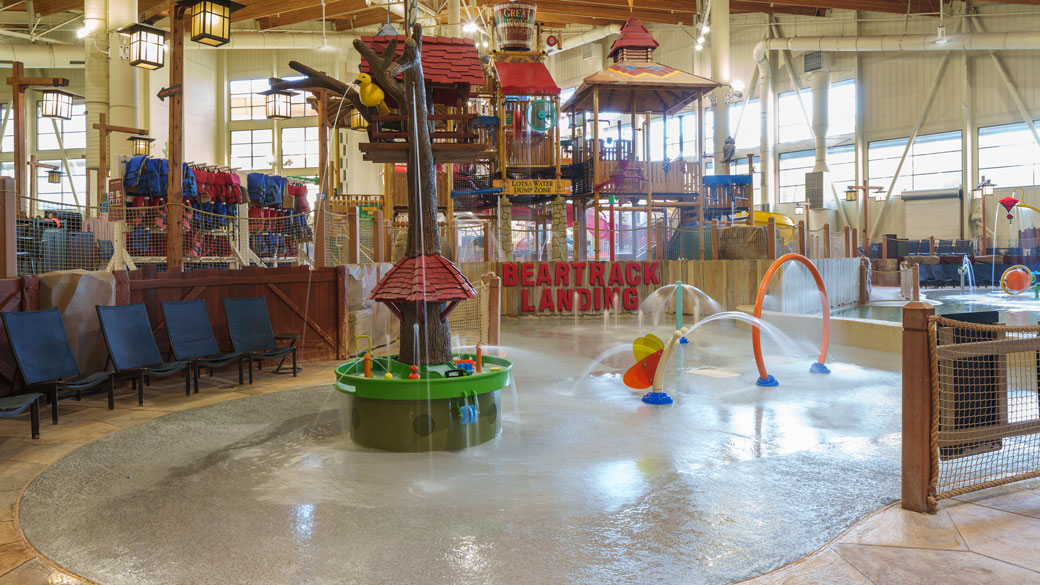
334,354 -> 513,452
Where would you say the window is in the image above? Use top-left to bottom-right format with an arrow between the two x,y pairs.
36,159 -> 86,207
37,102 -> 86,150
230,77 -> 316,122
779,149 -> 814,203
0,105 -> 14,152
281,126 -> 319,169
979,121 -> 1040,187
731,155 -> 762,202
778,80 -> 856,144
829,144 -> 857,195
0,162 -> 13,179
230,129 -> 273,169
869,131 -> 962,195
730,98 -> 761,150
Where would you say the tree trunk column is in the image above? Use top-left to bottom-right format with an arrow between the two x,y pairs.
550,196 -> 567,261
498,196 -> 513,261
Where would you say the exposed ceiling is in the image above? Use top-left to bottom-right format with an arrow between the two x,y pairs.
2,0 -> 1038,35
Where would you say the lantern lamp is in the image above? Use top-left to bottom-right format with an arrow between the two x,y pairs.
844,187 -> 857,202
349,108 -> 369,131
794,205 -> 805,215
978,177 -> 995,197
39,89 -> 76,120
874,191 -> 886,202
972,188 -> 982,200
260,89 -> 294,120
118,23 -> 166,70
47,169 -> 62,184
128,135 -> 155,156
180,0 -> 244,47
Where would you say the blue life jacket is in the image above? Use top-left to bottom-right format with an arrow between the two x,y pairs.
264,175 -> 286,206
247,173 -> 266,202
182,163 -> 198,199
141,158 -> 165,198
123,155 -> 148,194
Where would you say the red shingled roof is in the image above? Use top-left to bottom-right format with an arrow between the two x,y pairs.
369,254 -> 476,304
359,35 -> 485,87
607,16 -> 659,59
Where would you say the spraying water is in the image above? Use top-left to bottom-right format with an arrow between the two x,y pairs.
640,282 -> 722,327
958,255 -> 975,294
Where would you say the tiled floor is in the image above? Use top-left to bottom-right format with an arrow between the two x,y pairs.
0,362 -> 1037,584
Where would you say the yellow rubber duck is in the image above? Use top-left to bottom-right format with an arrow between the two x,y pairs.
355,73 -> 389,116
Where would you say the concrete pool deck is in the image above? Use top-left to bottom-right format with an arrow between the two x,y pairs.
0,319 -> 1037,584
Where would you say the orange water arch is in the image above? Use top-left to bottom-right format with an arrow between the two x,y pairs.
753,253 -> 831,386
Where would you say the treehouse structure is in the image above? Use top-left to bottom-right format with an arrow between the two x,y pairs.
561,16 -> 724,261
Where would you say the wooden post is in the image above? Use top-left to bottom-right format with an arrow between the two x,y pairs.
912,263 -> 920,301
767,217 -> 776,259
711,219 -> 719,261
929,235 -> 935,256
859,259 -> 869,305
373,209 -> 385,262
0,177 -> 16,278
797,220 -> 805,255
882,236 -> 888,259
844,226 -> 851,258
315,89 -> 329,267
655,219 -> 666,261
823,223 -> 831,258
851,227 -> 858,257
347,207 -> 360,264
336,265 -> 349,359
483,272 -> 501,346
11,62 -> 26,211
482,222 -> 491,262
902,301 -> 936,513
166,2 -> 185,271
593,89 -> 601,261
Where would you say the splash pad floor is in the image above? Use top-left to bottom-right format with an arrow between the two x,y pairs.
19,318 -> 901,585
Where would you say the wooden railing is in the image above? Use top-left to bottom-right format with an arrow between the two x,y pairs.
368,113 -> 478,143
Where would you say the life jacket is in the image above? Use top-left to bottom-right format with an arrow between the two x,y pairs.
228,173 -> 242,204
138,158 -> 164,198
182,163 -> 198,199
264,175 -> 286,207
247,173 -> 266,203
124,155 -> 149,195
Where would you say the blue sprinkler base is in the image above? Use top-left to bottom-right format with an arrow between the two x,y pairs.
642,391 -> 674,405
809,362 -> 831,375
756,375 -> 779,387
679,337 -> 689,344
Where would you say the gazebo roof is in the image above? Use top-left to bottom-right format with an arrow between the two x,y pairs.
561,62 -> 720,113
607,16 -> 659,59
369,254 -> 476,304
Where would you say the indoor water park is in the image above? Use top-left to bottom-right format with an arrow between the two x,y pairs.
0,1 -> 1039,585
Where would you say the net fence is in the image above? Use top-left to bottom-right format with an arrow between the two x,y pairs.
17,197 -> 314,274
928,316 -> 1040,502
448,274 -> 493,349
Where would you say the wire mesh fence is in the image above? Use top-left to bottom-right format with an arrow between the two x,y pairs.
448,273 -> 493,349
929,316 -> 1040,501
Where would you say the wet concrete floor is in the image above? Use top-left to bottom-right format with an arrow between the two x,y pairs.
19,318 -> 902,585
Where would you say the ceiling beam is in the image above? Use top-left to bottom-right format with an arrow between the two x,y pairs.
731,1 -> 827,16
231,0 -> 335,23
332,9 -> 404,31
31,0 -> 79,17
256,0 -> 368,29
748,0 -> 938,14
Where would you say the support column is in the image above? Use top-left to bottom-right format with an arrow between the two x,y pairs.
758,51 -> 775,207
85,0 -> 109,209
810,70 -> 830,173
498,196 -> 513,261
711,0 -> 730,176
902,301 -> 936,513
108,0 -> 136,187
550,196 -> 567,261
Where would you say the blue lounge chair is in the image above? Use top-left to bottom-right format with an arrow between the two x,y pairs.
0,393 -> 42,438
96,304 -> 193,405
223,297 -> 297,384
1,308 -> 114,424
161,299 -> 245,391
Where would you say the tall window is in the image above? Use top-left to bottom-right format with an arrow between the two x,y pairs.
37,103 -> 87,150
829,144 -> 857,194
230,129 -> 273,170
230,77 -> 315,121
779,150 -> 814,203
281,127 -> 319,169
36,159 -> 86,208
730,98 -> 761,150
978,121 -> 1040,187
778,79 -> 856,144
0,105 -> 14,152
868,130 -> 962,195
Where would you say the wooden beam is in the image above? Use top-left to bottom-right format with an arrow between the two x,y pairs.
231,0 -> 331,23
256,0 -> 368,29
748,0 -> 937,14
527,6 -> 691,25
731,1 -> 828,16
30,0 -> 80,17
332,10 -> 405,30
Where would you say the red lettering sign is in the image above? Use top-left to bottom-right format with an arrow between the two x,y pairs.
536,263 -> 553,286
554,263 -> 570,286
520,263 -> 536,286
502,262 -> 519,286
626,263 -> 641,286
589,263 -> 606,286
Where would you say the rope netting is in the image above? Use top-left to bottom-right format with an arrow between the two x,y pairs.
928,316 -> 1040,504
448,274 -> 492,349
17,196 -> 314,274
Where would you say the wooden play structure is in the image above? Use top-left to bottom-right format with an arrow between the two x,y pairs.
561,16 -> 722,262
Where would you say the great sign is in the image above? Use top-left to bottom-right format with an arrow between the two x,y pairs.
501,261 -> 661,313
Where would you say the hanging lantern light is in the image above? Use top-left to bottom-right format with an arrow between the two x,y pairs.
118,23 -> 166,70
794,205 -> 805,215
999,196 -> 1019,223
128,135 -> 156,156
181,0 -> 244,47
39,89 -> 76,120
844,187 -> 857,202
47,169 -> 62,184
260,89 -> 294,120
349,108 -> 369,131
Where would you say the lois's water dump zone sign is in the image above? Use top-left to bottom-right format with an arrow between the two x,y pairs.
501,261 -> 661,313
